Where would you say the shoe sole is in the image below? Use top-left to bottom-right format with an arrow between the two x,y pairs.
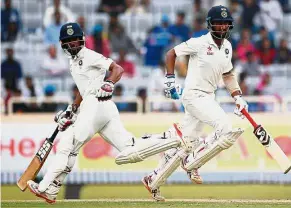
27,184 -> 56,204
141,177 -> 165,202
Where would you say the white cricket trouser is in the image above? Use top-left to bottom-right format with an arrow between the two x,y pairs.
181,90 -> 232,144
38,95 -> 133,192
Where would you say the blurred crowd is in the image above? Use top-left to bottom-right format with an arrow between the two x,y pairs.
1,0 -> 291,114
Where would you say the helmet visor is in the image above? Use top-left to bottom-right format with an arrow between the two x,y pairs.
208,20 -> 233,39
61,37 -> 84,56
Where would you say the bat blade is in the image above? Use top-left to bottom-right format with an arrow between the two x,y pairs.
241,109 -> 291,174
17,139 -> 53,191
253,125 -> 291,174
17,157 -> 46,191
266,140 -> 291,174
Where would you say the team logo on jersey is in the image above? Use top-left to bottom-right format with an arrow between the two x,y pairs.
79,60 -> 83,66
221,11 -> 228,18
67,28 -> 74,35
207,46 -> 213,55
225,48 -> 229,54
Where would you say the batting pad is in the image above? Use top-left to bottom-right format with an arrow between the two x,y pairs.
183,128 -> 244,171
149,149 -> 187,190
115,136 -> 181,165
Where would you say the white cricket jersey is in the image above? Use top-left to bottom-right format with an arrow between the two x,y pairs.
69,47 -> 113,97
174,32 -> 233,93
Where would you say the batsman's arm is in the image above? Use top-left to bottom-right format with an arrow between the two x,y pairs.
166,38 -> 199,75
222,69 -> 248,117
165,49 -> 177,75
72,90 -> 82,112
106,62 -> 124,84
222,69 -> 242,97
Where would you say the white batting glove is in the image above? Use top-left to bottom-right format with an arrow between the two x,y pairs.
234,95 -> 248,119
96,80 -> 114,101
164,74 -> 180,100
54,105 -> 77,131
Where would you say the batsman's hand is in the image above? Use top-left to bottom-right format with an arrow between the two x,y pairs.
234,95 -> 248,119
54,105 -> 77,131
164,74 -> 180,100
96,80 -> 114,101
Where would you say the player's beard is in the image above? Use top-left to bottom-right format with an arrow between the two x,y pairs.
208,23 -> 232,40
213,31 -> 228,39
61,40 -> 84,57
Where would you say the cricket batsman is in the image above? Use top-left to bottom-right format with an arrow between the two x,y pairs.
26,22 -> 184,203
142,5 -> 248,201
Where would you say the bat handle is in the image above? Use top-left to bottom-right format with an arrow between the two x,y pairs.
49,127 -> 59,143
241,109 -> 258,128
48,107 -> 71,143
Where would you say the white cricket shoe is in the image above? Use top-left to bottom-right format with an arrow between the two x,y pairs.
27,180 -> 56,204
141,175 -> 165,202
181,156 -> 203,184
187,168 -> 203,184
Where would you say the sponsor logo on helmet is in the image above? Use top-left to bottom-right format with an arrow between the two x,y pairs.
221,11 -> 227,18
79,60 -> 83,66
67,28 -> 74,35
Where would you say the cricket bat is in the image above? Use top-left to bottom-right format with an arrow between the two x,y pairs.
17,127 -> 59,191
241,109 -> 291,174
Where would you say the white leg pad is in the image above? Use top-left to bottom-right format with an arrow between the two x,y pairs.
149,148 -> 187,190
184,128 -> 244,171
115,135 -> 181,165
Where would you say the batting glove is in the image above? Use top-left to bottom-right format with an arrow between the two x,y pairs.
234,95 -> 248,119
54,105 -> 77,131
164,74 -> 180,100
96,80 -> 114,101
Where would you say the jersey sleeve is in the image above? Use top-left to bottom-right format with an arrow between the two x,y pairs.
95,55 -> 113,70
174,38 -> 200,56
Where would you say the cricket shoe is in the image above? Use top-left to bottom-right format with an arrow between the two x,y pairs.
181,156 -> 203,184
27,180 -> 56,204
187,168 -> 203,184
141,175 -> 165,202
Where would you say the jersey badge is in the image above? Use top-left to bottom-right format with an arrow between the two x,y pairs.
225,48 -> 229,58
207,46 -> 213,55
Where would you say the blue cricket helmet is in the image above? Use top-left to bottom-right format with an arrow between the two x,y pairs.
206,5 -> 234,39
59,22 -> 85,57
59,22 -> 84,41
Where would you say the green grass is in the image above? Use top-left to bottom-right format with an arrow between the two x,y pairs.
2,184 -> 291,201
2,201 -> 291,208
80,184 -> 291,200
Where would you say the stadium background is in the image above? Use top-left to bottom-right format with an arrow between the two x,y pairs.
1,0 -> 291,203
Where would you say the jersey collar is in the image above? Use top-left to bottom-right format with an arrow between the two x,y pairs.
206,32 -> 225,49
72,47 -> 86,60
